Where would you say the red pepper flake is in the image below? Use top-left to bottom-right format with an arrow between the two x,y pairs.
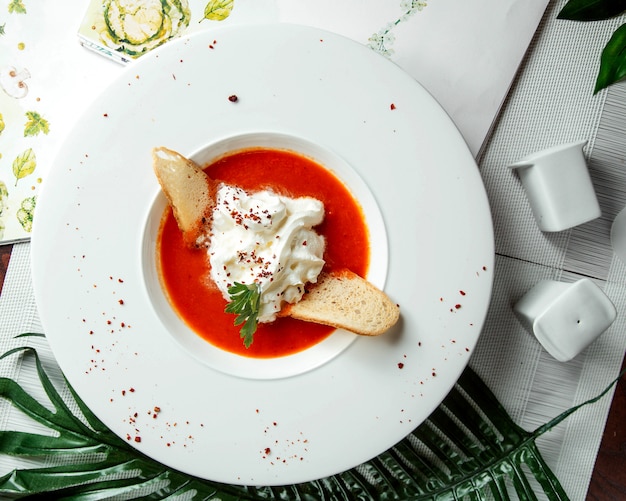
482,266 -> 487,271
134,436 -> 141,443
103,113 -> 108,117
118,278 -> 124,283
455,304 -> 462,309
459,290 -> 466,296
122,390 -> 126,396
228,94 -> 238,102
432,371 -> 437,377
129,387 -> 135,393
397,362 -> 404,369
118,299 -> 124,305
390,103 -> 396,110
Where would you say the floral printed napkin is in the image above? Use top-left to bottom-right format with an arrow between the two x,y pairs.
0,1 -> 45,241
0,1 -> 120,244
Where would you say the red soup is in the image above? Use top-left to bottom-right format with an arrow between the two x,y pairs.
157,148 -> 370,358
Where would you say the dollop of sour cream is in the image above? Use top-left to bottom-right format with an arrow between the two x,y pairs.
208,184 -> 325,322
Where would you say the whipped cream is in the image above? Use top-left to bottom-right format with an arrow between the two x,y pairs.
208,184 -> 325,322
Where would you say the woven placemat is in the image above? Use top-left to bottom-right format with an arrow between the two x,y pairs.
471,2 -> 626,498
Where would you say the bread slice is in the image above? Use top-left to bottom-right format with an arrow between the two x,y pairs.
281,269 -> 399,336
152,146 -> 215,246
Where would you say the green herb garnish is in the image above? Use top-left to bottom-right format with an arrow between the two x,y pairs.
225,282 -> 260,348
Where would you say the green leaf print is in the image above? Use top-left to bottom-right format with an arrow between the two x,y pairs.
24,111 -> 50,137
12,148 -> 36,186
8,0 -> 26,14
16,195 -> 35,232
0,180 -> 8,239
201,0 -> 234,22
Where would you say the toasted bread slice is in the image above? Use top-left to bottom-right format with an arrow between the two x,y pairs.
152,146 -> 215,246
281,269 -> 399,336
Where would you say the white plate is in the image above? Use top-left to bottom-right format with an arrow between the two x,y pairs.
32,24 -> 494,486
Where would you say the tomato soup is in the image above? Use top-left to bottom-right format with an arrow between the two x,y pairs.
157,148 -> 369,358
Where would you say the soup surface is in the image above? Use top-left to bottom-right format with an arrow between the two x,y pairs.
157,148 -> 370,358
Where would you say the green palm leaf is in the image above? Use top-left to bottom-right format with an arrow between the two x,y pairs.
0,336 -> 621,499
594,23 -> 626,93
555,0 -> 626,93
557,0 -> 626,21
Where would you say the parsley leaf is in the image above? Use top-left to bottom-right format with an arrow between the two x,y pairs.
224,282 -> 260,348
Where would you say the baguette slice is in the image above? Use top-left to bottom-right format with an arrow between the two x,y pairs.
152,146 -> 215,246
281,269 -> 399,336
